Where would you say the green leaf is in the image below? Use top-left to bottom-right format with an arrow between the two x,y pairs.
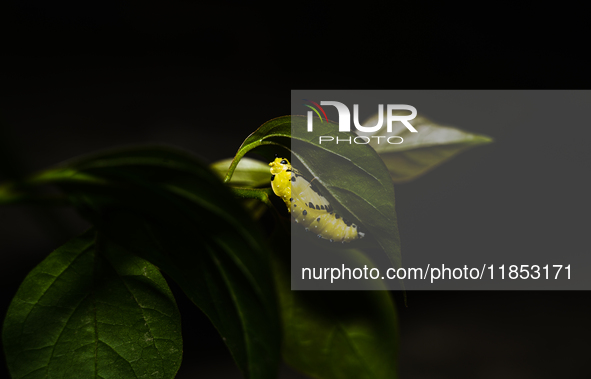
224,116 -> 291,183
211,157 -> 271,187
292,116 -> 401,273
235,117 -> 291,155
232,116 -> 401,273
359,111 -> 493,183
271,238 -> 399,379
2,228 -> 183,379
27,145 -> 280,379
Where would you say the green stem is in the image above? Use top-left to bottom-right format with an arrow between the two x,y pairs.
230,187 -> 274,207
229,186 -> 288,225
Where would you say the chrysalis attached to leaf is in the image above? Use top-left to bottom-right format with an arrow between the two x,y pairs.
269,157 -> 364,243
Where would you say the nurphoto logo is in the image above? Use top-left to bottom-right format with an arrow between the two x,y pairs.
303,99 -> 418,145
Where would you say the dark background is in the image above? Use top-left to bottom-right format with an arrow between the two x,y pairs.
1,1 -> 590,378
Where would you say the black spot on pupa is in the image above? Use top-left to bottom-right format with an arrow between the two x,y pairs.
315,205 -> 320,210
291,176 -> 296,182
271,174 -> 275,181
335,214 -> 340,219
316,217 -> 321,222
286,169 -> 292,172
308,202 -> 314,208
303,210 -> 307,216
289,198 -> 293,202
281,159 -> 287,164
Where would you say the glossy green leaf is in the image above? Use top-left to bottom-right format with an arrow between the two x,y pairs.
211,157 -> 271,187
2,229 -> 182,379
26,145 -> 280,379
224,116 -> 291,184
359,111 -> 493,183
271,236 -> 399,379
232,116 -> 401,272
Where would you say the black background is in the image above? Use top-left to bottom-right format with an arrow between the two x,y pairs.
1,1 -> 590,378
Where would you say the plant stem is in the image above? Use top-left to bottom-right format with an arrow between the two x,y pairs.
230,187 -> 273,207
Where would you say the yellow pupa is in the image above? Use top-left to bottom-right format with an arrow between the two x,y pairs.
269,157 -> 364,243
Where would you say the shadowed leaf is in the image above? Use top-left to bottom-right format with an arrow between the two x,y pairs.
271,235 -> 399,379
